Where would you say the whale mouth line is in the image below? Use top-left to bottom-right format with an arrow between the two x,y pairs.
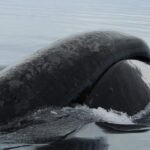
69,56 -> 150,107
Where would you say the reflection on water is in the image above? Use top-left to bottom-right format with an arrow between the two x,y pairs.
0,137 -> 108,150
36,137 -> 108,150
0,0 -> 150,65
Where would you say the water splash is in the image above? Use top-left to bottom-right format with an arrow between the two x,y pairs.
62,105 -> 134,124
132,102 -> 150,121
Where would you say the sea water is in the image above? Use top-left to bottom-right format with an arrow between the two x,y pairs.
0,0 -> 150,65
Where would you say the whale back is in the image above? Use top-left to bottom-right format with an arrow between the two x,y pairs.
0,31 -> 149,122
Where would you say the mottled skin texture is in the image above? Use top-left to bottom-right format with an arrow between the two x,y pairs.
0,31 -> 149,123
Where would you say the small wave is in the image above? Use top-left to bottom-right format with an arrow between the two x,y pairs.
62,105 -> 133,124
62,100 -> 150,125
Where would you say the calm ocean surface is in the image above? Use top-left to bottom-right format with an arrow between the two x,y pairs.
0,0 -> 150,65
0,0 -> 150,150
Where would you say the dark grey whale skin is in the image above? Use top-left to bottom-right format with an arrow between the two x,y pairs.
0,31 -> 149,123
86,60 -> 150,115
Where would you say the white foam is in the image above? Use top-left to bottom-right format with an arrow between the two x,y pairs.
62,105 -> 134,124
132,102 -> 150,121
50,110 -> 58,115
91,107 -> 133,124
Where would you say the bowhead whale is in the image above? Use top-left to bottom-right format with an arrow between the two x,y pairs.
0,31 -> 150,124
0,31 -> 150,145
